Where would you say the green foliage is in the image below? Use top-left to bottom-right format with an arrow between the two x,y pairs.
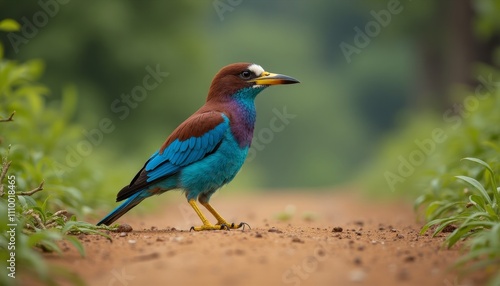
362,69 -> 500,282
420,158 -> 500,283
0,19 -> 113,285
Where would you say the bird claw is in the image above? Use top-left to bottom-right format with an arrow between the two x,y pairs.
189,222 -> 251,231
218,222 -> 251,230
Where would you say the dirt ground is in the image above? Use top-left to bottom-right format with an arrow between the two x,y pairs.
34,191 -> 485,286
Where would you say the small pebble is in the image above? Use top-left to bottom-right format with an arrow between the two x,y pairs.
128,239 -> 136,244
354,221 -> 364,227
442,225 -> 457,233
291,237 -> 304,243
354,257 -> 362,265
404,256 -> 415,262
117,224 -> 133,233
119,232 -> 127,237
268,227 -> 283,233
332,227 -> 343,233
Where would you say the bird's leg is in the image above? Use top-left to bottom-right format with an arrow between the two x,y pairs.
189,199 -> 229,231
200,201 -> 250,230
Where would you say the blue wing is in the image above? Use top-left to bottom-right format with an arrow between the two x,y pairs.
115,112 -> 229,201
145,115 -> 229,182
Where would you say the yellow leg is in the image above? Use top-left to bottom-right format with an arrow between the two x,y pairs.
200,201 -> 250,230
189,199 -> 226,231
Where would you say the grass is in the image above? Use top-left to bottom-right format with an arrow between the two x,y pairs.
0,19 -> 121,285
419,157 -> 500,284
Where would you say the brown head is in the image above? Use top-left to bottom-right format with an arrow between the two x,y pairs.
206,62 -> 299,102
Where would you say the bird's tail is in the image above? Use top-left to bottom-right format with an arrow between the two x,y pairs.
97,192 -> 146,226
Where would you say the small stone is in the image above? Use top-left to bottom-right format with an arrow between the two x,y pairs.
404,256 -> 415,262
355,231 -> 362,236
332,227 -> 343,233
354,221 -> 364,227
255,233 -> 263,238
291,237 -> 304,243
128,239 -> 136,244
150,226 -> 158,231
117,224 -> 133,233
156,237 -> 164,242
119,232 -> 127,237
317,249 -> 326,257
396,233 -> 405,239
442,224 -> 457,233
354,257 -> 362,265
268,227 -> 283,233
390,228 -> 397,232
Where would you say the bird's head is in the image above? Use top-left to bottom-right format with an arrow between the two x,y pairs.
207,62 -> 299,102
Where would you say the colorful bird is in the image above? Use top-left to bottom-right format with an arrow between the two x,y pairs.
97,63 -> 299,230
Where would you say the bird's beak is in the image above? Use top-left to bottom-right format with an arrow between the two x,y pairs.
248,71 -> 300,85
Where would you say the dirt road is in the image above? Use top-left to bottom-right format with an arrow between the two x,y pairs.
37,191 -> 482,286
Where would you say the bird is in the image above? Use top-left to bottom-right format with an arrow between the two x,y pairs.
97,63 -> 299,230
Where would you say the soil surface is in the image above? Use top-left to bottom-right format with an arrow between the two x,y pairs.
35,191 -> 484,286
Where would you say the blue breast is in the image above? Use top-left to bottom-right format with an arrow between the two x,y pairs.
178,129 -> 248,200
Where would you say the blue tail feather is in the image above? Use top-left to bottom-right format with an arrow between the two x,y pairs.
97,191 -> 147,226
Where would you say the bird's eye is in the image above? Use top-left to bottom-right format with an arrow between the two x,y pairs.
240,70 -> 252,80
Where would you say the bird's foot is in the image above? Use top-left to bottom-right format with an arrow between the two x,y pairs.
217,221 -> 251,230
189,222 -> 251,231
190,223 -> 228,231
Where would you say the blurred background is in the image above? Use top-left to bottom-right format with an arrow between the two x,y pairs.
1,0 -> 499,198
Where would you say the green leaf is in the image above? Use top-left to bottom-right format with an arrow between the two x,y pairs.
462,157 -> 495,176
469,194 -> 486,211
484,204 -> 499,220
0,19 -> 20,32
462,157 -> 499,203
456,175 -> 493,205
64,235 -> 86,257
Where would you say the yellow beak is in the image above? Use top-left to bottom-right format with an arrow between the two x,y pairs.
248,71 -> 300,85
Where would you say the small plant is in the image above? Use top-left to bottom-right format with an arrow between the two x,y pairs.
420,157 -> 500,283
0,18 -> 114,285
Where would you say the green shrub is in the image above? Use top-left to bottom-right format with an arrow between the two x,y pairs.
0,19 -> 113,286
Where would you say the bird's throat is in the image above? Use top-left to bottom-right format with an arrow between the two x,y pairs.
229,96 -> 257,148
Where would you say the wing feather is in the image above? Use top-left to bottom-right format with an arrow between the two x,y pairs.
116,112 -> 229,201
